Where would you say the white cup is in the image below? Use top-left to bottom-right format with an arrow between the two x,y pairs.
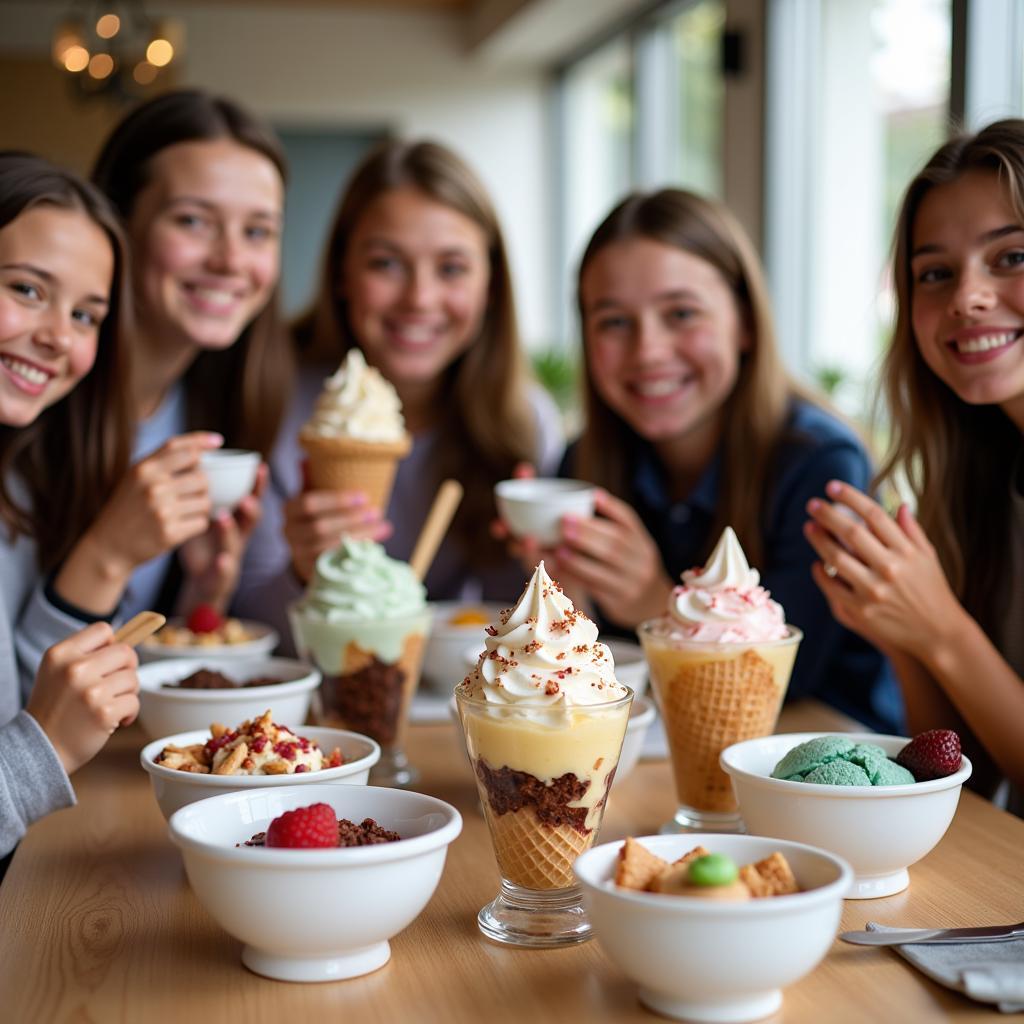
494,478 -> 596,545
201,449 -> 260,515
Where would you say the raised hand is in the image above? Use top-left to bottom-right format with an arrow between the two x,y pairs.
25,622 -> 140,775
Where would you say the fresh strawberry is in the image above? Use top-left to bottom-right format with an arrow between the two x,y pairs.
895,729 -> 962,781
265,803 -> 339,849
186,604 -> 223,634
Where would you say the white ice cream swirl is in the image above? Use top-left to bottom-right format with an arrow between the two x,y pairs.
460,562 -> 626,706
669,526 -> 787,642
303,348 -> 406,442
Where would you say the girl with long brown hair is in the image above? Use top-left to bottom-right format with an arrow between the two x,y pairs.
268,139 -> 561,613
805,120 -> 1024,793
42,89 -> 291,623
548,188 -> 899,731
0,152 -> 139,864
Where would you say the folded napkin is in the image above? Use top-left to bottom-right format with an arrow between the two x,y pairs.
867,923 -> 1024,1013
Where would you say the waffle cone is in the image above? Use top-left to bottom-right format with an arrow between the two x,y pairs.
482,805 -> 591,890
659,650 -> 786,812
299,431 -> 411,510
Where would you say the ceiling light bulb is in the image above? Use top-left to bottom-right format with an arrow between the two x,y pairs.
63,45 -> 90,73
96,13 -> 120,39
146,38 -> 174,67
88,53 -> 115,79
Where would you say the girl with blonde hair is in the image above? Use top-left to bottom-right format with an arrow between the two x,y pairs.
805,120 -> 1024,793
547,188 -> 900,730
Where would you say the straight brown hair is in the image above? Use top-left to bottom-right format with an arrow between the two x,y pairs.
0,151 -> 133,570
91,89 -> 291,457
878,119 -> 1024,636
294,139 -> 537,562
575,188 -> 827,569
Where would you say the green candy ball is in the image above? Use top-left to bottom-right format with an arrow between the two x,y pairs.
687,853 -> 739,887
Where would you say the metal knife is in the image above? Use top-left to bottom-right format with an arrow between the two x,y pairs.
840,921 -> 1024,946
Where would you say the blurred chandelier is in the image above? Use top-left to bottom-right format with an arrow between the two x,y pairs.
52,1 -> 184,99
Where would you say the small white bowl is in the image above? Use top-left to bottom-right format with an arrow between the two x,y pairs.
141,725 -> 380,819
494,477 -> 596,545
169,783 -> 462,981
422,601 -> 506,693
137,657 -> 321,739
574,833 -> 852,1023
720,732 -> 972,899
201,448 -> 260,515
614,694 -> 656,785
138,619 -> 279,665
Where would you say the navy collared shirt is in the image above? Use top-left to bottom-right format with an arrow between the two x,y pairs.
565,399 -> 904,734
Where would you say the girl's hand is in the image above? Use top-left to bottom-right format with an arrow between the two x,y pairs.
25,623 -> 140,775
284,479 -> 392,584
84,432 -> 222,577
178,463 -> 268,613
803,480 -> 968,660
548,489 -> 673,629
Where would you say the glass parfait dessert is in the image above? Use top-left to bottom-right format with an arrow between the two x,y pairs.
289,539 -> 432,786
456,562 -> 632,948
638,527 -> 801,833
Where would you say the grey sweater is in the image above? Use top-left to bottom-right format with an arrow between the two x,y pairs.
0,487 -> 80,857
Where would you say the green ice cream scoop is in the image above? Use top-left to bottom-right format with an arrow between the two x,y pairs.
687,853 -> 739,887
303,539 -> 426,621
772,736 -> 918,787
802,760 -> 872,786
771,735 -> 855,781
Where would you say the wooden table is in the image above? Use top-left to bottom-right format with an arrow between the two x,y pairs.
2,701 -> 1022,1023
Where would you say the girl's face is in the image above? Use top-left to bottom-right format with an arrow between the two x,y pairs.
341,187 -> 491,389
128,138 -> 283,353
0,205 -> 112,427
581,237 -> 747,449
911,169 -> 1024,424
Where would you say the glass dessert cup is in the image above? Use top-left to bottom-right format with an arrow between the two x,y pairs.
289,603 -> 433,787
456,687 -> 632,948
637,622 -> 802,834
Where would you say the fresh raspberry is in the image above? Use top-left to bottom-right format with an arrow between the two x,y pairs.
186,604 -> 223,634
265,803 -> 339,849
895,729 -> 962,782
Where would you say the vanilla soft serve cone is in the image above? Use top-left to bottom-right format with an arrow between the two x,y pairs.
299,349 -> 411,508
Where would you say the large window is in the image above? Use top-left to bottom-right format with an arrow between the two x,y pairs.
766,0 -> 952,415
555,0 -> 725,341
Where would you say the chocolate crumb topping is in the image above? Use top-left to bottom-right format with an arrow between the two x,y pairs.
475,758 -> 591,833
321,656 -> 406,745
241,817 -> 401,847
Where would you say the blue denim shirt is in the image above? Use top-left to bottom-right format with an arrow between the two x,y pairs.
565,399 -> 904,734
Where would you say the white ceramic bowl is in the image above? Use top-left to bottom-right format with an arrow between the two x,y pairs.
138,619 -> 278,665
614,694 -> 656,785
422,601 -> 506,693
574,833 -> 852,1023
169,784 -> 462,981
136,656 -> 321,739
494,477 -> 596,545
141,725 -> 380,819
720,732 -> 973,899
201,448 -> 260,514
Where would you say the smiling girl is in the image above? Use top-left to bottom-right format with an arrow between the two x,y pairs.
261,139 -> 561,617
40,90 -> 291,624
805,120 -> 1024,794
0,153 -> 140,865
548,188 -> 901,732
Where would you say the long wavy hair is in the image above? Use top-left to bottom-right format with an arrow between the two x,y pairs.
91,89 -> 291,457
575,188 -> 823,569
294,139 -> 537,562
878,119 -> 1024,636
0,152 -> 133,570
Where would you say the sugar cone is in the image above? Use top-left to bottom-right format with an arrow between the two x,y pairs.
482,805 -> 591,890
299,431 -> 411,510
659,650 -> 785,812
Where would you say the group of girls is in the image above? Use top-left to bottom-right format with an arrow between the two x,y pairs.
2,90 -> 1023,868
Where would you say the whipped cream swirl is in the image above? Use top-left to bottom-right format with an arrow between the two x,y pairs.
459,562 -> 627,706
669,527 -> 787,643
303,348 -> 406,443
